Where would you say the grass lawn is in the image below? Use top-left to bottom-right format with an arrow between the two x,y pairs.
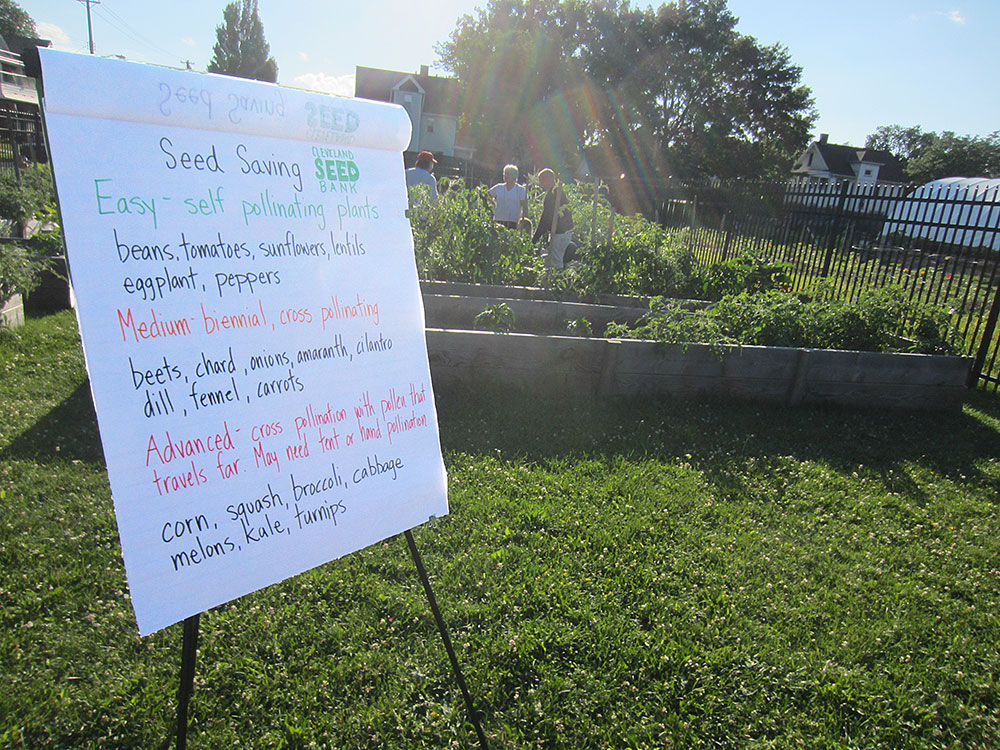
2,311 -> 998,749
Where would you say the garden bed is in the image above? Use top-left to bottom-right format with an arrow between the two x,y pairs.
420,281 -> 706,337
425,329 -> 971,410
422,293 -> 648,337
420,280 -> 670,309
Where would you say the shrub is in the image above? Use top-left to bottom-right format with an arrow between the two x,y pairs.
409,185 -> 541,286
697,253 -> 791,300
473,302 -> 515,333
25,228 -> 65,257
408,182 -> 805,305
0,164 -> 58,230
547,215 -> 701,299
566,318 -> 593,337
409,182 -> 702,299
617,287 -> 960,354
0,242 -> 43,308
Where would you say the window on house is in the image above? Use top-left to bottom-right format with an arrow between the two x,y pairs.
807,153 -> 813,166
864,168 -> 872,176
426,120 -> 435,133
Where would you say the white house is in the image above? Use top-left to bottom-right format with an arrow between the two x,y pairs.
791,134 -> 906,188
354,65 -> 473,162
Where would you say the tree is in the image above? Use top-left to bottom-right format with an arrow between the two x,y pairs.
437,0 -> 815,181
865,125 -> 1000,183
619,0 -> 815,179
865,124 -> 932,162
207,0 -> 277,83
905,131 -> 1000,184
0,0 -> 37,38
437,0 -> 592,170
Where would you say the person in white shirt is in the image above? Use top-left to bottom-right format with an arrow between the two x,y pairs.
488,164 -> 528,228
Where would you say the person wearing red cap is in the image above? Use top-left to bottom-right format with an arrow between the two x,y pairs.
405,150 -> 438,200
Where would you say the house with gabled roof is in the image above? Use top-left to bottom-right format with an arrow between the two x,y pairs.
354,64 -> 474,163
0,33 -> 50,171
791,133 -> 906,187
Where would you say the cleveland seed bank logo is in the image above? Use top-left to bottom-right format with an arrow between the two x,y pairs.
313,147 -> 360,194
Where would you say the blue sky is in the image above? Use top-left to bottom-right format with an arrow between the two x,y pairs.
29,0 -> 998,149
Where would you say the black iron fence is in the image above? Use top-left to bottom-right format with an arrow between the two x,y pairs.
657,179 -> 1000,390
0,102 -> 45,180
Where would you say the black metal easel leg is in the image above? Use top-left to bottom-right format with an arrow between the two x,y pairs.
176,613 -> 200,750
404,530 -> 489,750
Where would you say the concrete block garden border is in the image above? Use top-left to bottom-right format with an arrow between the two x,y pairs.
420,283 -> 971,410
425,329 -> 972,411
0,293 -> 23,329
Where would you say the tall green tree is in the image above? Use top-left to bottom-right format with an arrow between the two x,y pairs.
905,131 -> 1000,184
437,0 -> 815,180
207,0 -> 277,83
609,0 -> 814,179
865,124 -> 932,162
0,0 -> 37,38
437,0 -> 592,171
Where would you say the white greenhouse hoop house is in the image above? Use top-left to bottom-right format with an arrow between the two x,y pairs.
881,177 -> 1000,251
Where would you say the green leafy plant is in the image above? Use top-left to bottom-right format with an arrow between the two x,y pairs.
565,317 -> 593,337
0,164 -> 58,230
409,182 -> 705,299
550,229 -> 701,299
409,185 -> 541,286
0,241 -> 43,308
474,302 -> 515,333
617,287 -> 960,354
698,253 -> 791,300
25,228 -> 65,257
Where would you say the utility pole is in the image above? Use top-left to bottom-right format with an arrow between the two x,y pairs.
77,0 -> 101,54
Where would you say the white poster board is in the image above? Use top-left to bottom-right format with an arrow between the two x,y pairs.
38,49 -> 448,636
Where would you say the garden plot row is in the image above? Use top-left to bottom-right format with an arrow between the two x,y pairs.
422,283 -> 971,411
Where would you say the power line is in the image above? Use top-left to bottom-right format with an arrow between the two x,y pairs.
94,4 -> 187,63
84,1 -> 193,68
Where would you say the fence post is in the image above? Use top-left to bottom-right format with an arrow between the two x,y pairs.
820,181 -> 850,277
590,174 -> 599,247
968,283 -> 1000,388
688,195 -> 698,253
720,211 -> 732,262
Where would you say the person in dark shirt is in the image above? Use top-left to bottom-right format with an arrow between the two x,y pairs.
532,168 -> 574,268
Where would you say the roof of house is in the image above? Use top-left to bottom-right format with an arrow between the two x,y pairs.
814,141 -> 906,183
354,65 -> 462,118
0,34 -> 51,58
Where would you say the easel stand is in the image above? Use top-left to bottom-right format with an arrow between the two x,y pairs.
405,529 -> 490,750
173,532 -> 488,749
176,614 -> 200,750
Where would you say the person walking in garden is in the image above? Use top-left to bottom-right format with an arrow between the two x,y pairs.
488,164 -> 528,229
532,168 -> 574,268
405,151 -> 438,201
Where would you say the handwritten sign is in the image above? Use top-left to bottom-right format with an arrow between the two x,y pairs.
38,49 -> 448,636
